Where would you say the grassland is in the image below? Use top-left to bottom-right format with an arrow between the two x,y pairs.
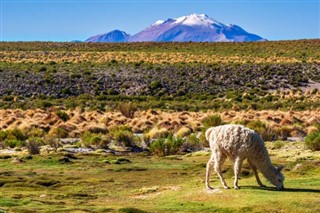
0,41 -> 320,111
0,40 -> 320,212
1,40 -> 320,62
0,142 -> 319,213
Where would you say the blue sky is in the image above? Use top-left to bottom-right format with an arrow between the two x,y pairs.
1,0 -> 319,41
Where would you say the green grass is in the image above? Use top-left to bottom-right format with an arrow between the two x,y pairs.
0,143 -> 320,212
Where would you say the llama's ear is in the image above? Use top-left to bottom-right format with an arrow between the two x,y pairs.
276,165 -> 284,173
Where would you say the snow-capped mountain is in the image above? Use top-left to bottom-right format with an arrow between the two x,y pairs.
85,30 -> 130,42
85,14 -> 265,42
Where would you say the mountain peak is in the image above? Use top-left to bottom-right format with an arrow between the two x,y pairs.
173,13 -> 224,27
85,13 -> 265,42
85,30 -> 130,42
151,20 -> 165,26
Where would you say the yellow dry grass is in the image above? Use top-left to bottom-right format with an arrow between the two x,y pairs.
1,50 -> 316,64
0,108 -> 320,137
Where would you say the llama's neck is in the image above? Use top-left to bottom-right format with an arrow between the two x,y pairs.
251,143 -> 276,182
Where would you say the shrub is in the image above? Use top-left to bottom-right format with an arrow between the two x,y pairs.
109,126 -> 134,147
246,120 -> 277,141
7,128 -> 27,141
36,100 -> 53,109
2,95 -> 14,102
279,126 -> 292,140
0,130 -> 8,142
26,137 -> 45,155
49,127 -> 68,138
150,138 -> 166,156
182,134 -> 202,152
305,131 -> 320,151
202,114 -> 222,129
166,135 -> 184,155
176,126 -> 192,138
119,102 -> 137,118
45,136 -> 60,151
81,132 -> 102,148
146,127 -> 169,139
150,135 -> 184,156
273,141 -> 285,149
113,130 -> 134,147
142,134 -> 151,147
27,127 -> 45,138
150,80 -> 162,89
55,110 -> 70,121
4,139 -> 25,148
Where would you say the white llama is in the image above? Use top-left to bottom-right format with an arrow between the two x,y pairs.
205,124 -> 285,190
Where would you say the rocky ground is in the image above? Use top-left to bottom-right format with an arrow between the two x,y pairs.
0,63 -> 319,97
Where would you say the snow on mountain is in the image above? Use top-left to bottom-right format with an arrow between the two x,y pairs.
85,14 -> 265,42
129,13 -> 264,42
152,20 -> 165,26
85,30 -> 130,42
174,13 -> 225,27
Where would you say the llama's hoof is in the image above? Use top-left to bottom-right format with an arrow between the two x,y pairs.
206,186 -> 213,190
234,186 -> 240,190
223,186 -> 230,189
260,184 -> 267,188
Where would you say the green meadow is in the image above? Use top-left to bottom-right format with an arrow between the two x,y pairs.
0,142 -> 319,213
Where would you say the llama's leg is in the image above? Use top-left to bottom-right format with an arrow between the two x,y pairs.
214,154 -> 229,189
233,157 -> 243,189
205,156 -> 215,190
248,160 -> 266,187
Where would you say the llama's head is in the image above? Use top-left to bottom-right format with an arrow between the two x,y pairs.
271,166 -> 285,190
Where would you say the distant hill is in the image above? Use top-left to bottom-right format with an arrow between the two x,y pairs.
86,13 -> 265,42
85,30 -> 130,42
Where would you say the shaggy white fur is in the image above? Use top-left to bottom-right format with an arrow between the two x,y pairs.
205,124 -> 285,190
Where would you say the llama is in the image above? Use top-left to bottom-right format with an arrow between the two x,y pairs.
205,124 -> 285,190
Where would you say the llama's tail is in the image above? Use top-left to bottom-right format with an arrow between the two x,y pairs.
205,127 -> 215,142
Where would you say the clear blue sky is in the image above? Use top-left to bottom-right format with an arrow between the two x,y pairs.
1,0 -> 319,41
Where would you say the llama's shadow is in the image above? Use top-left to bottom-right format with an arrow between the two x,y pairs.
241,186 -> 320,193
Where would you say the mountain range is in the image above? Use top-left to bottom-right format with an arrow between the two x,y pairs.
85,13 -> 265,42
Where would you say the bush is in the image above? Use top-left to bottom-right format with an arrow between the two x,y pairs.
166,135 -> 184,155
27,127 -> 45,138
150,135 -> 184,156
45,136 -> 60,151
176,126 -> 192,138
202,114 -> 222,129
81,132 -> 112,149
49,127 -> 69,138
279,126 -> 292,140
7,128 -> 27,141
146,127 -> 169,139
119,102 -> 137,118
182,134 -> 202,152
26,137 -> 45,155
0,131 -> 8,142
305,131 -> 320,151
81,132 -> 101,148
0,128 -> 27,148
150,138 -> 166,156
55,110 -> 70,122
4,139 -> 25,148
273,141 -> 285,149
113,130 -> 134,147
246,120 -> 277,141
109,126 -> 134,147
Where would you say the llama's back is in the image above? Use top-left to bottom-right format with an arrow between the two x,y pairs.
207,124 -> 264,158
